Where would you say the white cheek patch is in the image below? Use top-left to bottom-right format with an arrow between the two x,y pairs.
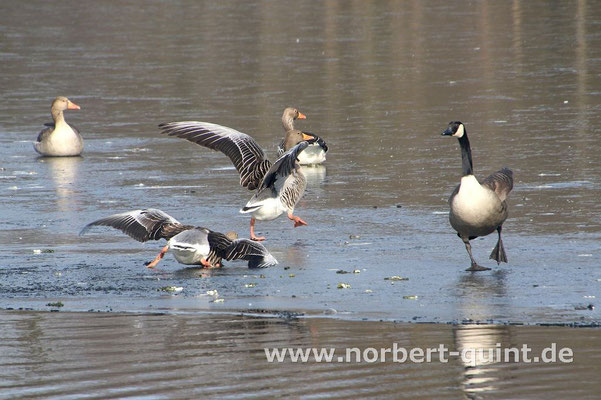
454,124 -> 465,137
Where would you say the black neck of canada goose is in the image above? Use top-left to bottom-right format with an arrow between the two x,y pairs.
442,122 -> 474,177
458,134 -> 474,177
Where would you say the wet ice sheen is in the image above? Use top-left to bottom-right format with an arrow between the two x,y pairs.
0,0 -> 600,328
1,1 -> 601,398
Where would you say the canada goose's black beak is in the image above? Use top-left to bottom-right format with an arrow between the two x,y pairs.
441,126 -> 454,136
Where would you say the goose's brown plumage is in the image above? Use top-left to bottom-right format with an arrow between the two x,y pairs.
158,119 -> 315,241
158,121 -> 270,190
80,209 -> 278,269
34,96 -> 83,157
277,107 -> 328,164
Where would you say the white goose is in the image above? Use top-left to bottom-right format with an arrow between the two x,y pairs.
277,107 -> 328,165
80,208 -> 278,268
442,121 -> 513,271
34,96 -> 83,157
158,121 -> 315,241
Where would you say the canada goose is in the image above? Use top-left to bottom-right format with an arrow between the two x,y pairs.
34,96 -> 83,156
158,121 -> 316,241
80,209 -> 278,269
442,121 -> 513,271
277,107 -> 328,165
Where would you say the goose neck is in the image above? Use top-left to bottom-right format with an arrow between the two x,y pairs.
282,115 -> 295,132
282,133 -> 298,152
51,107 -> 66,126
458,133 -> 473,176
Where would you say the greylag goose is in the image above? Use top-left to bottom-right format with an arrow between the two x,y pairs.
80,208 -> 278,268
34,96 -> 83,157
442,121 -> 513,271
159,120 -> 316,241
277,107 -> 328,165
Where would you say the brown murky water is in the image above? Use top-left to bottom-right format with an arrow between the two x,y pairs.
1,0 -> 601,397
1,310 -> 601,400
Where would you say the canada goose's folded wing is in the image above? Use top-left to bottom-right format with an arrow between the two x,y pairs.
158,121 -> 272,190
80,209 -> 189,242
482,168 -> 514,202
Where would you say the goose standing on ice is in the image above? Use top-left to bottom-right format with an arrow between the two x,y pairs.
441,121 -> 513,271
277,107 -> 328,165
159,119 -> 316,241
34,96 -> 83,157
80,209 -> 278,268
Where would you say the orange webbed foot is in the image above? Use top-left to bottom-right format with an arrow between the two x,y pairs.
289,215 -> 308,228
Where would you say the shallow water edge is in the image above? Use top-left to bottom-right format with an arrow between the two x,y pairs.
1,309 -> 600,400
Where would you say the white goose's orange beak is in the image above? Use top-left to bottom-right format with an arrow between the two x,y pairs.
297,112 -> 306,119
67,100 -> 81,110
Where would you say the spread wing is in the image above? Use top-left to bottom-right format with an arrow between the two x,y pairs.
80,209 -> 190,242
482,168 -> 514,202
276,139 -> 286,157
158,121 -> 272,190
207,232 -> 277,268
259,141 -> 308,191
206,230 -> 234,256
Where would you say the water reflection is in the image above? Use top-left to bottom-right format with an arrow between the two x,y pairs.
40,156 -> 82,214
301,164 -> 326,185
173,266 -> 222,279
455,270 -> 508,321
453,324 -> 512,398
453,272 -> 512,398
282,239 -> 309,268
3,311 -> 599,399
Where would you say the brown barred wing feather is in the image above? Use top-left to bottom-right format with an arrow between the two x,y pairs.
158,121 -> 272,190
207,231 -> 277,268
80,209 -> 190,242
482,168 -> 514,202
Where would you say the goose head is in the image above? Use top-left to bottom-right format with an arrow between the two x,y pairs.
282,107 -> 306,131
442,121 -> 465,138
52,96 -> 81,112
282,129 -> 316,151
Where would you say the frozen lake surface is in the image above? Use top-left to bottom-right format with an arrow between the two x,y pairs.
1,0 -> 600,397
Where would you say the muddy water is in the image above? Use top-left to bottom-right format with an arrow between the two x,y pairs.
1,310 -> 600,400
1,0 -> 601,397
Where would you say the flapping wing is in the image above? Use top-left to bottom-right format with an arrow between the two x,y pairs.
207,232 -> 277,268
80,209 -> 189,242
206,230 -> 234,255
482,168 -> 514,202
276,139 -> 286,158
158,121 -> 272,190
259,141 -> 308,191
